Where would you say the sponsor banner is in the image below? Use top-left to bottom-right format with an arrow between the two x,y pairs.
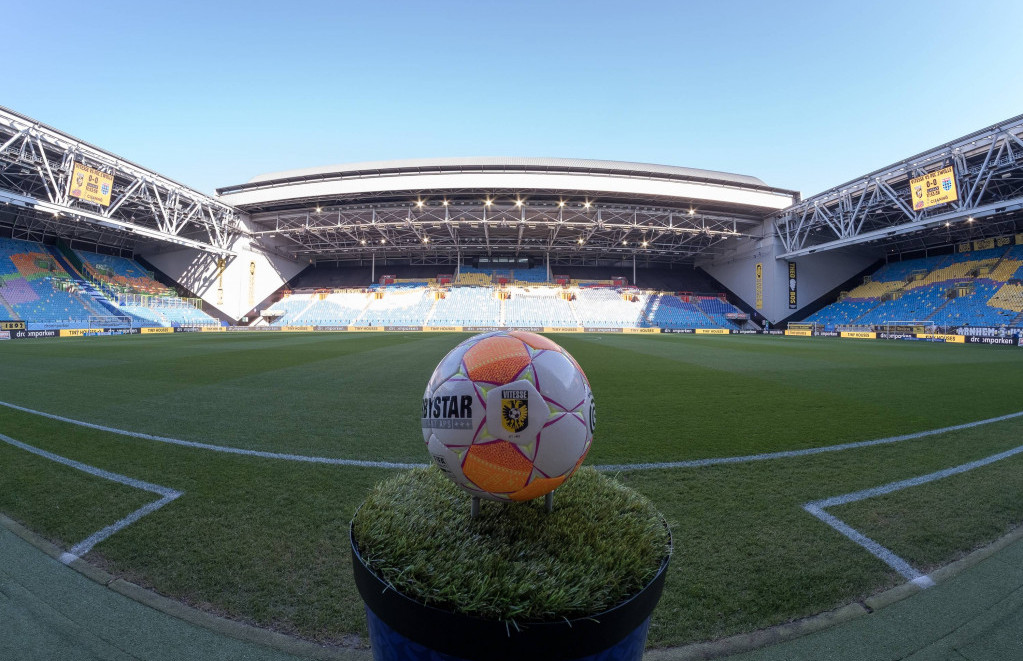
755,263 -> 763,309
624,327 -> 661,334
544,327 -> 582,333
916,333 -> 965,343
141,327 -> 174,334
957,242 -> 972,253
584,327 -> 624,333
1,320 -> 26,331
60,328 -> 93,337
174,326 -> 203,333
788,323 -> 814,331
424,326 -> 462,332
966,336 -> 1017,346
661,328 -> 695,334
788,262 -> 797,309
200,326 -> 225,332
314,325 -> 350,332
226,326 -> 282,332
11,329 -> 59,340
841,331 -> 876,339
1017,233 -> 1023,246
815,331 -> 840,337
785,329 -> 812,337
888,324 -> 927,333
737,329 -> 761,335
0,331 -> 9,340
974,238 -> 996,252
282,325 -> 314,332
696,328 -> 731,335
764,330 -> 785,335
910,165 -> 958,210
384,325 -> 424,332
68,162 -> 114,206
878,332 -> 916,340
463,326 -> 509,332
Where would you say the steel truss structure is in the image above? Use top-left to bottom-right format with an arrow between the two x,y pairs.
248,196 -> 767,266
0,106 -> 239,256
777,115 -> 1023,258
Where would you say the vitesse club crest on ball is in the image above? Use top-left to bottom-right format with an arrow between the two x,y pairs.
422,331 -> 594,502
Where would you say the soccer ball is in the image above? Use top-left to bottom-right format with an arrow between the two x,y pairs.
422,331 -> 594,502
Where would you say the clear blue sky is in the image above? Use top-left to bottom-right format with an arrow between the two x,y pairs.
7,0 -> 1022,198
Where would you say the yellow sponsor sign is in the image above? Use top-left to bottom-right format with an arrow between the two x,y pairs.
141,327 -> 174,334
68,162 -> 114,207
1,321 -> 26,330
841,331 -> 876,339
282,325 -> 314,332
695,328 -> 730,335
1017,233 -> 1023,246
785,329 -> 812,337
910,166 -> 958,210
544,327 -> 583,333
200,326 -> 225,332
424,326 -> 463,332
755,263 -> 763,309
973,238 -> 995,251
60,328 -> 92,337
917,333 -> 965,343
625,327 -> 661,334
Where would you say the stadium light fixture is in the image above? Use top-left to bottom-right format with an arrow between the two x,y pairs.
442,199 -> 449,206
515,198 -> 523,208
577,238 -> 584,244
423,237 -> 429,243
968,217 -> 974,222
642,241 -> 648,247
360,239 -> 367,245
558,200 -> 566,208
380,239 -> 386,244
583,201 -> 592,209
316,207 -> 321,213
485,198 -> 493,207
416,199 -> 425,209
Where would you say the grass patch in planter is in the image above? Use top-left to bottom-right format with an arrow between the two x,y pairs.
352,465 -> 670,623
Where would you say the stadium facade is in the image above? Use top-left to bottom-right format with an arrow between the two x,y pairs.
1,104 -> 1022,326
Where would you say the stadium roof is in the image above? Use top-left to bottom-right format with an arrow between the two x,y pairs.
236,157 -> 771,189
220,157 -> 797,266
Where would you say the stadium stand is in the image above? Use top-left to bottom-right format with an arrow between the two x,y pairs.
573,288 -> 648,328
503,287 -> 576,327
645,293 -> 720,329
355,287 -> 433,326
806,245 -> 1023,329
76,249 -> 174,296
0,238 -> 105,327
428,287 -> 502,326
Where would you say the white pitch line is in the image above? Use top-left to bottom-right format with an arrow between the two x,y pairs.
0,432 -> 182,564
595,410 -> 1023,472
0,400 -> 425,470
803,441 -> 1023,588
2,399 -> 1022,472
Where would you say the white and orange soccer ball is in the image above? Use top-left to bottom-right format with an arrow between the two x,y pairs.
422,331 -> 594,502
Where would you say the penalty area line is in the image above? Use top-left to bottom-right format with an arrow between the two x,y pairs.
803,441 -> 1023,589
0,431 -> 183,565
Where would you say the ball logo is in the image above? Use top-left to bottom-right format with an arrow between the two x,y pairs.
500,389 -> 529,433
422,394 -> 473,429
589,396 -> 596,434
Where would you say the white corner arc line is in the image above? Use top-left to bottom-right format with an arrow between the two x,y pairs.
2,399 -> 1022,473
0,400 -> 426,469
0,431 -> 183,564
804,441 -> 1023,588
595,410 -> 1023,472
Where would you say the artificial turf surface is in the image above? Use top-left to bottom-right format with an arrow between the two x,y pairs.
1,331 -> 1022,648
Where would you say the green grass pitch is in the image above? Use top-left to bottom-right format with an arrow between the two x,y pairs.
1,332 -> 1022,648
